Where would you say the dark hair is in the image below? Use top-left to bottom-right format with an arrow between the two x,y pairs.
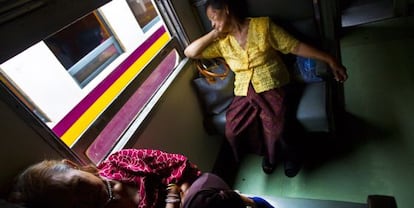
8,160 -> 101,208
186,188 -> 245,208
8,160 -> 74,208
205,0 -> 248,23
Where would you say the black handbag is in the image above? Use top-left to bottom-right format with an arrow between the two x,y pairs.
192,58 -> 235,115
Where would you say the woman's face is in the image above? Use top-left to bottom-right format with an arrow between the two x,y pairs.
55,169 -> 109,207
206,5 -> 231,33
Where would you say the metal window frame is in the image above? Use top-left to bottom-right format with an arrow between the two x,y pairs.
68,36 -> 123,88
155,0 -> 190,54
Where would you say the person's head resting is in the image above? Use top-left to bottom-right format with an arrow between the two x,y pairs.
205,0 -> 248,33
8,160 -> 110,208
184,188 -> 245,208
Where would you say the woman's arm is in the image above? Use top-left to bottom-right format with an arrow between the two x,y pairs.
240,194 -> 276,208
240,195 -> 257,207
292,42 -> 348,82
184,29 -> 220,59
165,184 -> 181,208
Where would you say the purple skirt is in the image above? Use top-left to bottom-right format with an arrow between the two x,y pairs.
225,85 -> 285,165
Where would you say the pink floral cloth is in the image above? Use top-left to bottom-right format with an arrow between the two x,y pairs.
98,149 -> 201,208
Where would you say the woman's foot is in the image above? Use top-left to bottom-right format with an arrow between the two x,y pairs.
262,157 -> 275,174
283,158 -> 302,177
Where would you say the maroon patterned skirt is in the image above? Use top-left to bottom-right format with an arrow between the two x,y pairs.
225,85 -> 285,165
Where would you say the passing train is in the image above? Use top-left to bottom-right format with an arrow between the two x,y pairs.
0,0 -> 412,207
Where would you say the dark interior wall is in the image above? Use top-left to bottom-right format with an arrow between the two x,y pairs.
246,0 -> 314,20
0,88 -> 76,198
246,0 -> 321,45
170,0 -> 205,42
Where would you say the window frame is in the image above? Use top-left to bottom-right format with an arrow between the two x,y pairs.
68,36 -> 123,88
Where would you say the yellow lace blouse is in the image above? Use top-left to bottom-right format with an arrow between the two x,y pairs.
201,17 -> 299,96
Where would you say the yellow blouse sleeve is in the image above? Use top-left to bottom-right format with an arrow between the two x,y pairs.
268,20 -> 300,54
201,40 -> 223,59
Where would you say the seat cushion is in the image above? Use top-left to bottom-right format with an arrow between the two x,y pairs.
296,82 -> 330,132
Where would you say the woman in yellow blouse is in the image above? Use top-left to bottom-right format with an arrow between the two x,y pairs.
185,0 -> 348,176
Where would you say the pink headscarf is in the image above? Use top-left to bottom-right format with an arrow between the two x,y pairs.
98,149 -> 201,208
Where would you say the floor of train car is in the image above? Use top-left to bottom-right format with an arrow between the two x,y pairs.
222,13 -> 414,208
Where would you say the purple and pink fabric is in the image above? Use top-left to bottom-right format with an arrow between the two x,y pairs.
97,149 -> 201,208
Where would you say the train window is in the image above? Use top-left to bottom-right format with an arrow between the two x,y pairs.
126,0 -> 160,33
44,12 -> 123,88
0,0 -> 187,163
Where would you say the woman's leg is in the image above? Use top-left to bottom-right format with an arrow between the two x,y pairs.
225,95 -> 261,162
255,88 -> 286,169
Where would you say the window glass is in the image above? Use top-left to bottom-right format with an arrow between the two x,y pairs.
126,0 -> 160,32
44,12 -> 122,88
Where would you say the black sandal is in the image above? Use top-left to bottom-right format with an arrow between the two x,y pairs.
262,157 -> 275,174
284,158 -> 301,177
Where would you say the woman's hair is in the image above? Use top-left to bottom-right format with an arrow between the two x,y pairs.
8,160 -> 99,208
186,188 -> 245,208
205,0 -> 248,23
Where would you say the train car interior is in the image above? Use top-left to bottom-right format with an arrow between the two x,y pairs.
0,0 -> 413,207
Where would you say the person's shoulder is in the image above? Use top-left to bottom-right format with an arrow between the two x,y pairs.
249,17 -> 273,32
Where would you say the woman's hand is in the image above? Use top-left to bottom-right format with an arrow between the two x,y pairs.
328,59 -> 348,83
293,42 -> 348,83
210,28 -> 222,39
165,183 -> 181,208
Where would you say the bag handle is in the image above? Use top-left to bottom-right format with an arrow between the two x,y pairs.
195,58 -> 230,83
